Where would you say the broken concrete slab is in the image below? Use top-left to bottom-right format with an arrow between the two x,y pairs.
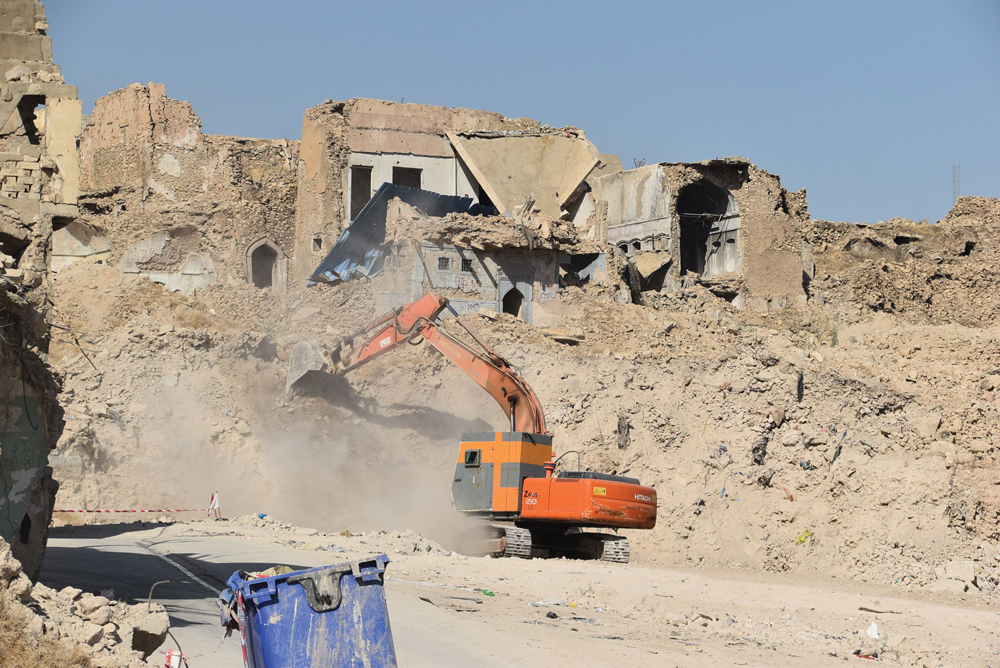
632,251 -> 671,279
448,132 -> 600,219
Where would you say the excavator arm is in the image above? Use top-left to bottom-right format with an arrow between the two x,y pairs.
287,293 -> 548,435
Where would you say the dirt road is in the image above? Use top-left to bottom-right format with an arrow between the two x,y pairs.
40,520 -> 1000,667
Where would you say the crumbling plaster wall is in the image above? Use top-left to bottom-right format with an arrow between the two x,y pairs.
0,291 -> 61,582
373,240 -> 562,325
78,84 -> 299,294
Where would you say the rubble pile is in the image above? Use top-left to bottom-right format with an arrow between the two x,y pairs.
806,196 -> 1000,326
385,198 -> 594,252
1,537 -> 169,668
42,196 -> 1000,599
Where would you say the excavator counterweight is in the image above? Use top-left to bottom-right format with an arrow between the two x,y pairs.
287,293 -> 656,562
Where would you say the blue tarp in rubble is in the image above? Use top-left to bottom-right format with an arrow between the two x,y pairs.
310,183 -> 488,284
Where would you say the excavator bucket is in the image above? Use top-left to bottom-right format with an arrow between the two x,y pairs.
286,341 -> 330,393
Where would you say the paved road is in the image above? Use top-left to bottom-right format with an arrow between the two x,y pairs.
40,523 -> 501,668
43,521 -> 1000,667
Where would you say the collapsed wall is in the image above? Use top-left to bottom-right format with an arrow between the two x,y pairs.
805,196 -> 1000,327
293,98 -> 610,281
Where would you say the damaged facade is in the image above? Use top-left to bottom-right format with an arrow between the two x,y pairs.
591,159 -> 809,309
68,88 -> 813,317
300,103 -> 810,319
0,0 -> 76,579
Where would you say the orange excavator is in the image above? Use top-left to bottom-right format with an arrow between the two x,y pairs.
287,293 -> 657,562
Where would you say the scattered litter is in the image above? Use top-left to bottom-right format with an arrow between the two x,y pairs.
796,529 -> 812,545
751,436 -> 768,466
858,607 -> 902,614
529,597 -> 566,607
545,611 -> 558,619
865,621 -> 880,639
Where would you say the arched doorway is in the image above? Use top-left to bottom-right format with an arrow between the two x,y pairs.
502,287 -> 524,317
245,237 -> 287,292
497,260 -> 533,323
251,244 -> 277,288
676,179 -> 740,278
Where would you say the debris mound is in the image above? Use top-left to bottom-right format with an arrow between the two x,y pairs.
0,537 -> 170,668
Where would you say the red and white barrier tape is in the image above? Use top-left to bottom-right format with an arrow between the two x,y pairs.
55,493 -> 222,517
53,509 -> 208,513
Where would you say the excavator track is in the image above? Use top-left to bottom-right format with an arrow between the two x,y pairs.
599,536 -> 631,563
491,524 -> 532,559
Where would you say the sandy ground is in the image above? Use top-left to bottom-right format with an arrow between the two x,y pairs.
40,519 -> 1000,667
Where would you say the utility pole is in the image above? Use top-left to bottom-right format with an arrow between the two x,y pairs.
953,164 -> 961,204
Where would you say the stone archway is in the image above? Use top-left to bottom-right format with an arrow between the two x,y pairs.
676,178 -> 741,278
245,237 -> 287,292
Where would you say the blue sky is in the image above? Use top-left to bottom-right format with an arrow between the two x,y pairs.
47,1 -> 999,223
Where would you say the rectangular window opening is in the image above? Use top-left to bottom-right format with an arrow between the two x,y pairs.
464,449 -> 481,467
437,256 -> 451,271
312,237 -> 323,252
350,166 -> 372,221
461,258 -> 474,273
392,166 -> 421,190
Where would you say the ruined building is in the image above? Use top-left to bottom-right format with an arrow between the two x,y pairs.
68,82 -> 812,322
0,0 -> 80,579
73,83 -> 298,294
591,159 -> 809,310
299,99 -> 615,323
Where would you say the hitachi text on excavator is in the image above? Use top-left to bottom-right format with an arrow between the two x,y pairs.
287,293 -> 657,562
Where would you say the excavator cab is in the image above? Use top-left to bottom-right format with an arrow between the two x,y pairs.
453,432 -> 553,518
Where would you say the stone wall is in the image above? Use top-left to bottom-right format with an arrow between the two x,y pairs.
0,0 -> 76,578
77,84 -> 299,294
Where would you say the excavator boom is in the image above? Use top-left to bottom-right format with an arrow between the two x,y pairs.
287,293 -> 547,435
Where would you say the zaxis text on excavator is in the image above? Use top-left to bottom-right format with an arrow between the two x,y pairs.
287,293 -> 656,562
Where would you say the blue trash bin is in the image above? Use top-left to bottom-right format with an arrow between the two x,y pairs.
227,554 -> 397,668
